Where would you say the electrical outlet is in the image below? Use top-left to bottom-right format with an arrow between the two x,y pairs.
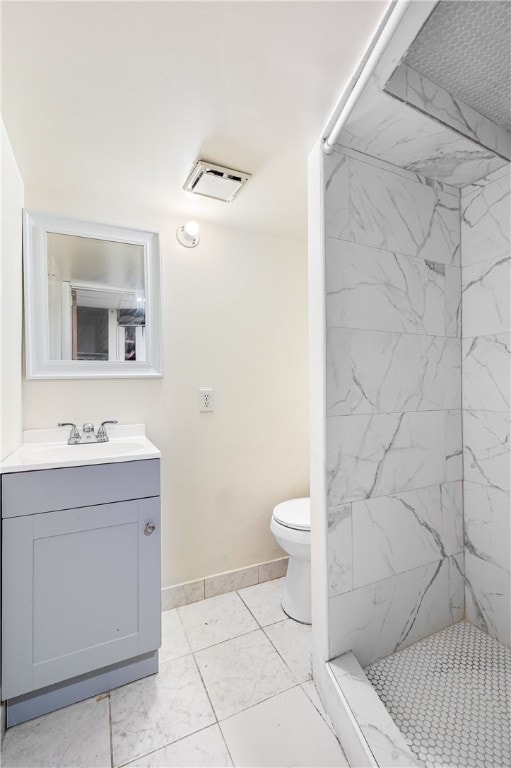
199,388 -> 214,412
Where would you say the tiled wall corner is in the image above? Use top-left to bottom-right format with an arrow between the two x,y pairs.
324,147 -> 463,665
461,167 -> 511,648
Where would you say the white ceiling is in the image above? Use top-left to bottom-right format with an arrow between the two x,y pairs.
1,0 -> 388,241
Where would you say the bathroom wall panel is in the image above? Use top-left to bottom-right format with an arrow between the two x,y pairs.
463,410 -> 510,493
327,411 -> 445,506
348,158 -> 460,265
327,503 -> 352,598
326,239 -> 446,336
462,333 -> 510,412
465,554 -> 510,648
461,170 -> 511,266
349,331 -> 460,414
329,554 -> 464,666
351,482 -> 463,590
462,253 -> 511,338
464,482 -> 510,573
446,409 -> 463,482
461,166 -> 510,648
325,147 -> 463,665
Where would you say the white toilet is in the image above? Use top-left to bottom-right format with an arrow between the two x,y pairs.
270,497 -> 311,624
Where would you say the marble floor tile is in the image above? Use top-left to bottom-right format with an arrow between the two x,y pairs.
237,578 -> 287,627
159,608 -> 191,664
124,725 -> 232,767
195,629 -> 296,720
110,654 -> 215,767
300,680 -> 335,730
264,619 -> 312,683
219,685 -> 348,767
178,591 -> 258,651
1,696 -> 110,768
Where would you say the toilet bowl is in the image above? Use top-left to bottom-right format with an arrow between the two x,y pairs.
270,497 -> 311,624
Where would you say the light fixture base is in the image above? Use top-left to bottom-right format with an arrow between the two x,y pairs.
176,224 -> 200,248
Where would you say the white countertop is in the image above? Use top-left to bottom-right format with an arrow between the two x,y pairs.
0,424 -> 161,474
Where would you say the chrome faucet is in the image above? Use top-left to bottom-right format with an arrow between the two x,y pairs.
58,420 -> 118,445
96,420 -> 118,442
58,422 -> 81,445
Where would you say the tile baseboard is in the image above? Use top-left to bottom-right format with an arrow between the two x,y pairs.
161,557 -> 289,611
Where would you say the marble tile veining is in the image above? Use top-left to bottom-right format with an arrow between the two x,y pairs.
329,652 -> 418,768
461,170 -> 510,266
350,331 -> 460,414
329,555 -> 464,666
462,253 -> 511,337
326,327 -> 351,416
110,655 -> 215,767
462,333 -> 510,411
327,503 -> 353,597
352,483 -> 462,589
325,152 -> 350,240
445,409 -> 463,482
194,630 -> 296,721
1,696 -> 111,768
464,481 -> 511,574
465,554 -> 511,647
124,725 -> 233,768
177,591 -> 258,652
348,157 -> 460,265
463,409 -> 510,492
327,410 -> 445,505
326,240 -> 445,336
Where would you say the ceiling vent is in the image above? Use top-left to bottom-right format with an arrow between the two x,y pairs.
183,160 -> 251,203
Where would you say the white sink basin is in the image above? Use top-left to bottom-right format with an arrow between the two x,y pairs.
28,441 -> 146,462
0,426 -> 160,473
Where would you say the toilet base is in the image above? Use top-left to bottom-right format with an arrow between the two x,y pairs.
281,555 -> 311,624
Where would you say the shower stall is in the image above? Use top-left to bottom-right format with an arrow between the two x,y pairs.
309,2 -> 510,766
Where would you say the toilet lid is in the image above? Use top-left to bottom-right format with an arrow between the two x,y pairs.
272,497 -> 310,531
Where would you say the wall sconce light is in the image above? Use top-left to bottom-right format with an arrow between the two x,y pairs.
176,220 -> 200,248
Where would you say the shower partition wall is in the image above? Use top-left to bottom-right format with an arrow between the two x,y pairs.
309,3 -> 511,766
324,147 -> 464,666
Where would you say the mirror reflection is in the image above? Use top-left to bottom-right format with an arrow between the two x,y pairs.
47,233 -> 146,362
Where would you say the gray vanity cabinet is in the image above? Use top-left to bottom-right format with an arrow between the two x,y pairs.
1,459 -> 161,706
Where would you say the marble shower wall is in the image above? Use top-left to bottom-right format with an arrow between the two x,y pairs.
461,165 -> 511,647
325,148 -> 464,667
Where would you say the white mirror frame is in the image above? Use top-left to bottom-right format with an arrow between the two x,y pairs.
23,210 -> 163,379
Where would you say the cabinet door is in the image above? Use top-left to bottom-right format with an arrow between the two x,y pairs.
2,497 -> 161,699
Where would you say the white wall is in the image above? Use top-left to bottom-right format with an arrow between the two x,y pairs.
0,118 -> 24,460
22,189 -> 309,587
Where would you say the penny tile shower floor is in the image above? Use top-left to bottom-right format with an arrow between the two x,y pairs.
1,578 -> 347,768
365,622 -> 511,768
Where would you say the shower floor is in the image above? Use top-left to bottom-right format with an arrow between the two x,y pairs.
365,622 -> 511,768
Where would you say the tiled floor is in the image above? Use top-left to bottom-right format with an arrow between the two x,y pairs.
1,578 -> 347,768
365,622 -> 511,768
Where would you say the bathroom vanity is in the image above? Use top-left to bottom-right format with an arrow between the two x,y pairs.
0,425 -> 161,726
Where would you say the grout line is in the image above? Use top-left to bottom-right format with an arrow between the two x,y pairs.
216,681 -> 300,725
190,647 -> 221,723
115,723 -> 220,768
107,693 -> 114,768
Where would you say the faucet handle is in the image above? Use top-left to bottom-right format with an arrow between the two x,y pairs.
97,420 -> 118,442
58,422 -> 80,444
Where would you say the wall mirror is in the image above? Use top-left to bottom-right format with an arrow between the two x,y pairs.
23,211 -> 162,378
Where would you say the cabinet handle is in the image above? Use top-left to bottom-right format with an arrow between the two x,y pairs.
144,523 -> 156,536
